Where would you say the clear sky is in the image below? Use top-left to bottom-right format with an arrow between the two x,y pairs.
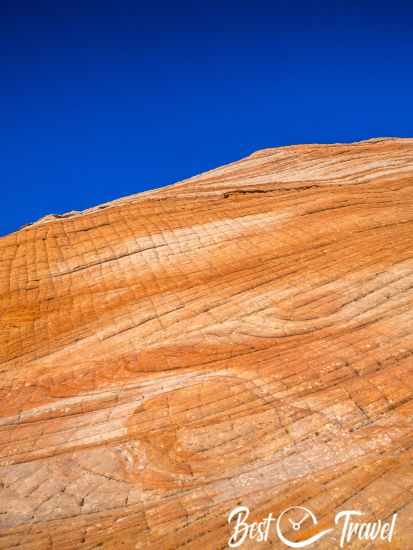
1,1 -> 413,236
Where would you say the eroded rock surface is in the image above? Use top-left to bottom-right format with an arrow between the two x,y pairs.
1,138 -> 413,548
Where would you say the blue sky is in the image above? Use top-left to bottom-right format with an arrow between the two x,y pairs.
1,1 -> 413,235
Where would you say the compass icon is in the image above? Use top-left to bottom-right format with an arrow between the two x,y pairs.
288,508 -> 311,531
276,506 -> 333,548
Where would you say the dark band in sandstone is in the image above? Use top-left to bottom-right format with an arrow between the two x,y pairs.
1,138 -> 413,548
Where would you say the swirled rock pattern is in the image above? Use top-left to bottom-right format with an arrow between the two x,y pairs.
1,138 -> 413,548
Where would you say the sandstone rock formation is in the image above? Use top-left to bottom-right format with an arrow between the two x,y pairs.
1,138 -> 413,548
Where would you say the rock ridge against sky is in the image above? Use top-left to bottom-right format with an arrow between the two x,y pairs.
1,138 -> 413,548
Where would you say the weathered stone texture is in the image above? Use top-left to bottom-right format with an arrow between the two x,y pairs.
1,138 -> 413,548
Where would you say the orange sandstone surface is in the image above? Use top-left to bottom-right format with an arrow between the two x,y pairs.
1,138 -> 413,548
